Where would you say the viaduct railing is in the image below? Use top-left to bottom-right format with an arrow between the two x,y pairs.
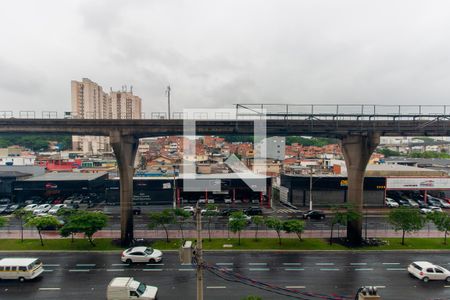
1,104 -> 450,121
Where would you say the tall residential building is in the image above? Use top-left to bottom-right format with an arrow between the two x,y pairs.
71,78 -> 142,154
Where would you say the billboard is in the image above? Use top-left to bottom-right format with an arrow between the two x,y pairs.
386,177 -> 450,190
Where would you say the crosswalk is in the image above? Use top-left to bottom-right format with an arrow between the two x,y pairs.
276,208 -> 301,214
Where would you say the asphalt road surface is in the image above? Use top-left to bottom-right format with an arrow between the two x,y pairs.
1,251 -> 450,299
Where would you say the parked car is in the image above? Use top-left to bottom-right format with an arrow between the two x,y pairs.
33,204 -> 52,215
107,277 -> 158,300
420,206 -> 443,214
408,261 -> 450,282
229,214 -> 251,223
243,207 -> 263,216
303,210 -> 325,220
183,206 -> 195,215
201,207 -> 219,215
405,198 -> 419,207
396,199 -> 411,207
385,197 -> 399,208
23,204 -> 38,212
48,204 -> 67,215
0,198 -> 10,205
0,205 -> 9,214
224,198 -> 232,204
4,204 -> 19,214
220,208 -> 240,216
121,247 -> 162,264
430,197 -> 450,209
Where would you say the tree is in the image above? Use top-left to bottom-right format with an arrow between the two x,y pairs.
429,212 -> 450,245
13,208 -> 32,242
241,296 -> 262,300
252,216 -> 264,241
173,208 -> 191,241
283,219 -> 305,241
26,215 -> 60,246
330,204 -> 361,245
377,148 -> 401,157
388,208 -> 425,245
203,204 -> 218,241
265,217 -> 284,245
148,209 -> 175,243
229,211 -> 248,245
58,208 -> 82,243
0,216 -> 7,228
60,211 -> 108,246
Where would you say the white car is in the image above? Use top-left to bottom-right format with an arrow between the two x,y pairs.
24,204 -> 38,211
229,214 -> 251,223
420,206 -> 443,214
48,204 -> 67,215
408,261 -> 450,282
183,206 -> 195,215
107,277 -> 158,300
33,204 -> 52,215
224,198 -> 232,204
201,207 -> 220,215
198,198 -> 214,204
385,198 -> 399,208
121,247 -> 163,264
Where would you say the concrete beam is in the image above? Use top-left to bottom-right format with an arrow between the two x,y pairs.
341,133 -> 380,245
110,131 -> 139,246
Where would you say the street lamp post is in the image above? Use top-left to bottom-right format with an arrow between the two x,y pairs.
172,164 -> 178,209
309,166 -> 313,210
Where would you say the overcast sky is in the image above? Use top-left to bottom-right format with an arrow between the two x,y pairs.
1,0 -> 450,115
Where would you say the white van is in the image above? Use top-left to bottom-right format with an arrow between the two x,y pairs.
107,277 -> 158,300
0,258 -> 44,282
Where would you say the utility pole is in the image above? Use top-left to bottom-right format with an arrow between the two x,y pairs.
195,204 -> 204,300
166,85 -> 171,119
172,165 -> 177,209
309,166 -> 313,210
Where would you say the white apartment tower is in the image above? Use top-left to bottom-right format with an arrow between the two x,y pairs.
71,78 -> 142,154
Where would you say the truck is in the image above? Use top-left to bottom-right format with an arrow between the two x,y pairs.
107,277 -> 158,300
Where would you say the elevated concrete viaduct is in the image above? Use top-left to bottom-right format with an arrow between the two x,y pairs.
1,117 -> 449,245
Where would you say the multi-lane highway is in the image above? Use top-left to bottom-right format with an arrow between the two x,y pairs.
1,251 -> 450,299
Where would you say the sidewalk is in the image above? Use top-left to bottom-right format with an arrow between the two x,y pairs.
0,229 -> 446,239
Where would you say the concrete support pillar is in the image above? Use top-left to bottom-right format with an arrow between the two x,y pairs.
341,133 -> 380,245
110,131 -> 139,246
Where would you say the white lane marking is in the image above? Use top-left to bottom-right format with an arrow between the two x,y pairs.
382,263 -> 400,265
216,263 -> 233,266
316,263 -> 334,266
375,286 -> 386,289
206,286 -> 227,289
143,269 -> 163,271
283,263 -> 302,266
286,286 -> 306,289
178,268 -> 195,271
76,264 -> 96,267
444,286 -> 450,288
285,268 -> 304,271
107,269 -> 125,272
39,288 -> 61,291
249,268 -> 270,271
69,269 -> 90,272
320,268 -> 340,271
248,263 -> 267,266
181,263 -> 192,266
386,268 -> 405,271
111,263 -> 128,266
43,264 -> 60,267
355,268 -> 374,271
350,263 -> 367,266
146,263 -> 164,266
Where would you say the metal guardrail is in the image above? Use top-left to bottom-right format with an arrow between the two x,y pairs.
1,104 -> 450,121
